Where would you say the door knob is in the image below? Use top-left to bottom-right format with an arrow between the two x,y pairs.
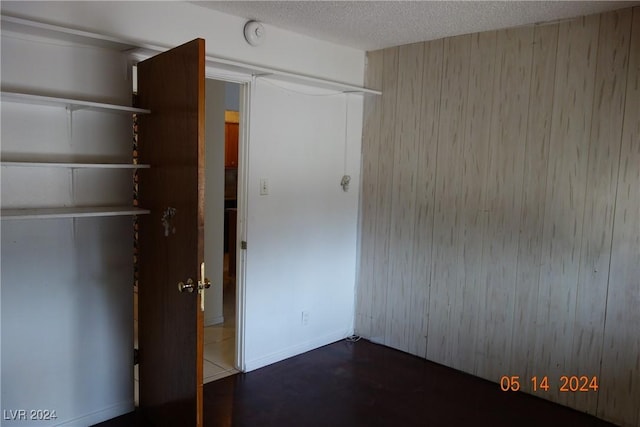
178,278 -> 195,293
199,278 -> 211,290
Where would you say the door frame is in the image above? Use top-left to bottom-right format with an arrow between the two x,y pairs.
203,69 -> 252,373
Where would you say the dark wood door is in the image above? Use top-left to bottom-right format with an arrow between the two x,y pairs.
224,121 -> 239,167
136,39 -> 205,427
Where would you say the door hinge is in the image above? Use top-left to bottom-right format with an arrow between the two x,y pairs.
241,241 -> 247,250
134,348 -> 139,366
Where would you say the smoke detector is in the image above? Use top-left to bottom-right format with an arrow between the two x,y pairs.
244,20 -> 265,46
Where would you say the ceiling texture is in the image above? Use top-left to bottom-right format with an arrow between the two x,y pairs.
192,1 -> 637,51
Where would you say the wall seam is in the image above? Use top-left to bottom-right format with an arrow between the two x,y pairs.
596,7 -> 634,419
424,39 -> 445,360
571,15 -> 601,393
473,30 -> 499,376
380,47 -> 400,346
509,26 -> 536,376
407,44 -> 426,351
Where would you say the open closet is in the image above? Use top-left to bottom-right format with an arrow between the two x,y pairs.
1,19 -> 236,424
1,21 -> 143,426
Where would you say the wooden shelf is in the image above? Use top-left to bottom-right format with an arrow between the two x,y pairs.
1,91 -> 151,114
1,162 -> 150,169
1,206 -> 150,220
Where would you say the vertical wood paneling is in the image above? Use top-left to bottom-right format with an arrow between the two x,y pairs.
598,7 -> 640,426
510,24 -> 558,383
385,43 -> 424,351
535,14 -> 600,405
477,27 -> 533,381
357,7 -> 640,426
572,8 -> 632,415
426,34 -> 470,366
369,47 -> 399,343
355,50 -> 384,338
455,31 -> 496,373
407,39 -> 443,358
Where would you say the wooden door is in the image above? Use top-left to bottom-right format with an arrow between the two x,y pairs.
135,39 -> 205,427
224,121 -> 239,167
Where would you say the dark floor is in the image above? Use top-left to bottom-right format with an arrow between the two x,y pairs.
96,339 -> 618,427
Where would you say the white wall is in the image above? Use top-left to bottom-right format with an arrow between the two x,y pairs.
203,79 -> 226,325
1,33 -> 135,426
0,1 -> 365,86
225,83 -> 240,112
243,79 -> 363,370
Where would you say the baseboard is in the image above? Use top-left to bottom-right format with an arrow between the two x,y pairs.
204,315 -> 224,326
368,336 -> 385,345
244,328 -> 353,372
56,400 -> 134,426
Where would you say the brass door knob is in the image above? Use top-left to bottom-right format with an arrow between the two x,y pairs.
200,278 -> 211,290
178,278 -> 195,293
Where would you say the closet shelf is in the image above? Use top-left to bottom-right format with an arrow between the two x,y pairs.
1,162 -> 150,169
1,91 -> 151,114
1,206 -> 151,220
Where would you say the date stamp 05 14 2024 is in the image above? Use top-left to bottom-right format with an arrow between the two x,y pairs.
2,377 -> 599,421
500,375 -> 599,393
3,409 -> 58,421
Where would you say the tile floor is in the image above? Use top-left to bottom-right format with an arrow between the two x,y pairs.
133,256 -> 237,404
203,274 -> 237,384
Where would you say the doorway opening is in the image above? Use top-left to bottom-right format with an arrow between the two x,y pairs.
202,80 -> 241,383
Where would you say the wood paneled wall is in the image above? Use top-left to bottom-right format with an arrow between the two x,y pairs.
356,7 -> 640,426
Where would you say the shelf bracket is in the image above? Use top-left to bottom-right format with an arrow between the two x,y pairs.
69,167 -> 76,208
66,107 -> 74,145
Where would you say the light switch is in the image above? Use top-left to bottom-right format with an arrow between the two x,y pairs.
260,178 -> 269,195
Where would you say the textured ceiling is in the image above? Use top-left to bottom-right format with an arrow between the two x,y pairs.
192,1 -> 636,51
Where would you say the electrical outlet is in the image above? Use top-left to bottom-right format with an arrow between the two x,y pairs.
301,311 -> 309,326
